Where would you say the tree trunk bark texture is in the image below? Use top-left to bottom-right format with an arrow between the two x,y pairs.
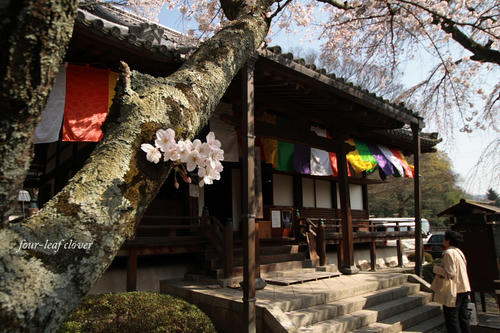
0,4 -> 270,332
0,0 -> 79,225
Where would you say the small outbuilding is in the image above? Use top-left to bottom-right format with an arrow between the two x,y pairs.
438,199 -> 500,310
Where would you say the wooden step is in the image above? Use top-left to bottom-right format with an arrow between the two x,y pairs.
211,259 -> 306,279
232,252 -> 305,266
232,244 -> 300,256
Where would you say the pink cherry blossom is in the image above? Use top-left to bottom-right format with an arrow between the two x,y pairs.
140,143 -> 162,164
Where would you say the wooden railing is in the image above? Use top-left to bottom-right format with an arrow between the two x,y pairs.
298,217 -> 418,270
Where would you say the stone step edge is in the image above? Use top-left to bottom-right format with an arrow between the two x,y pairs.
275,274 -> 408,313
401,314 -> 445,333
352,303 -> 442,333
286,283 -> 422,327
299,292 -> 432,332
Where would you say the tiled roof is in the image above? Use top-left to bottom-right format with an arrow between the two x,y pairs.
76,3 -> 197,59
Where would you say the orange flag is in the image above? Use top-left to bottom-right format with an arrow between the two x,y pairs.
63,64 -> 110,142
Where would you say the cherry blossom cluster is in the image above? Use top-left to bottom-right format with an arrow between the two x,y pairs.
141,129 -> 224,188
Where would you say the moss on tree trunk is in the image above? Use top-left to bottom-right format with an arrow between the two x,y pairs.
0,0 -> 78,225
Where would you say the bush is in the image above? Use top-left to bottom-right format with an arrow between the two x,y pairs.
58,292 -> 216,333
422,258 -> 442,284
407,252 -> 434,264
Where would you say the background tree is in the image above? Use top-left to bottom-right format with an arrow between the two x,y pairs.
368,151 -> 463,226
486,188 -> 500,207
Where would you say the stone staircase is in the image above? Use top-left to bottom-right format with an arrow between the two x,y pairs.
269,274 -> 444,333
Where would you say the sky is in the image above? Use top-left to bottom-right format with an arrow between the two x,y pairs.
156,6 -> 498,196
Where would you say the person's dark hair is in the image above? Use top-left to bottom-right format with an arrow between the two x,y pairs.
445,230 -> 464,247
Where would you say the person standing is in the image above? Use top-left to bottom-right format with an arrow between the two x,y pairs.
432,230 -> 472,333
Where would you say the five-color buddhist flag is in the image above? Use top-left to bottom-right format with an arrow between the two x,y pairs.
276,141 -> 295,172
391,149 -> 414,178
261,138 -> 278,168
346,139 -> 378,173
293,144 -> 311,174
367,144 -> 395,176
377,145 -> 404,177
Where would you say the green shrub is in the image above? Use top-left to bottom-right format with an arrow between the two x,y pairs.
58,292 -> 216,333
407,252 -> 434,264
422,258 -> 442,284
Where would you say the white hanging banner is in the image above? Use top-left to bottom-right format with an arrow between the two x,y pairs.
310,126 -> 332,176
210,103 -> 239,162
35,65 -> 67,144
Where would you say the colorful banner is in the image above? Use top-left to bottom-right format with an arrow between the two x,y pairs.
391,149 -> 414,178
63,65 -> 111,142
367,144 -> 395,176
261,138 -> 278,168
346,139 -> 377,173
377,145 -> 404,177
276,141 -> 295,172
293,144 -> 310,174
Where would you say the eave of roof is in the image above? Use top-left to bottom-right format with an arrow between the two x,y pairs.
258,48 -> 424,128
75,3 -> 196,61
438,198 -> 500,217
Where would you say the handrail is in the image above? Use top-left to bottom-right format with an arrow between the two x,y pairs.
141,215 -> 203,221
137,225 -> 202,230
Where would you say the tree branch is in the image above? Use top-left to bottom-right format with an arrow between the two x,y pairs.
440,19 -> 500,65
315,0 -> 360,10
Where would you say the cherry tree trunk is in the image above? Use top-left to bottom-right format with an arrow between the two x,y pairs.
0,0 -> 79,225
0,3 -> 270,333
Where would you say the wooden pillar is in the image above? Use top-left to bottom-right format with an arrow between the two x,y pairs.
126,248 -> 137,292
370,241 -> 376,271
224,219 -> 234,278
255,222 -> 260,278
242,61 -> 256,333
336,140 -> 358,274
337,242 -> 343,268
396,239 -> 403,267
318,220 -> 327,266
411,123 -> 423,276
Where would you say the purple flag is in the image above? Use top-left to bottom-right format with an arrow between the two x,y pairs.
367,144 -> 394,176
294,144 -> 311,174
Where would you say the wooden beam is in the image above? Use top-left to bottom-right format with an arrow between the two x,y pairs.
126,248 -> 137,292
336,140 -> 359,275
225,219 -> 234,278
337,242 -> 343,268
412,124 -> 423,276
318,221 -> 327,266
242,61 -> 257,333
